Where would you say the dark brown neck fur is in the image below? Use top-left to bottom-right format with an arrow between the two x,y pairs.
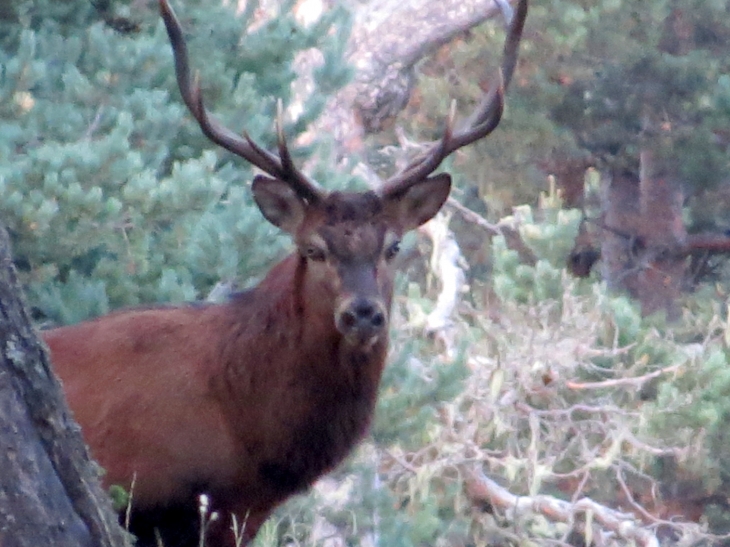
214,252 -> 389,499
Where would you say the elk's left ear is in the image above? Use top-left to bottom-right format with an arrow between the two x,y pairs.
383,173 -> 451,232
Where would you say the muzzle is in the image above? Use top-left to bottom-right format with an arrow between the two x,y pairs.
335,296 -> 387,348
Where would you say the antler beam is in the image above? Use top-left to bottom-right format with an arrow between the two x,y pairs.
380,0 -> 528,198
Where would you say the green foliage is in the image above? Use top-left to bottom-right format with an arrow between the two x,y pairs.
373,332 -> 469,448
108,484 -> 130,513
492,203 -> 582,304
0,0 -> 351,324
486,207 -> 730,542
391,0 -> 730,238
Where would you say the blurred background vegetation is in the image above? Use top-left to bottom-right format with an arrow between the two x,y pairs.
4,0 -> 730,544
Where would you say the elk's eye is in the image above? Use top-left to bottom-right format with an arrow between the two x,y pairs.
305,245 -> 326,262
384,240 -> 401,261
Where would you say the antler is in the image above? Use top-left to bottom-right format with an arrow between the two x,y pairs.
380,0 -> 528,198
159,0 -> 324,204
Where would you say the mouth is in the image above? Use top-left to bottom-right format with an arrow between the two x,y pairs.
341,328 -> 384,351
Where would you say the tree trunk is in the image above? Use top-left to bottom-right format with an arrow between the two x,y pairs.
600,169 -> 641,294
316,0 -> 512,153
0,225 -> 128,547
634,148 -> 686,318
599,148 -> 686,318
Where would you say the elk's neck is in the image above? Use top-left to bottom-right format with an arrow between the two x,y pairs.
215,253 -> 390,494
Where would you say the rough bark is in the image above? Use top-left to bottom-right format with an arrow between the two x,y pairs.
316,0 -> 512,154
598,166 -> 686,318
580,167 -> 730,312
0,225 -> 128,547
597,100 -> 692,319
599,170 -> 641,294
633,148 -> 686,318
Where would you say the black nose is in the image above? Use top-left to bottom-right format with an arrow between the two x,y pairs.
340,298 -> 385,330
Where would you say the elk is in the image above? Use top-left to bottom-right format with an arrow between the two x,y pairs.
43,0 -> 527,545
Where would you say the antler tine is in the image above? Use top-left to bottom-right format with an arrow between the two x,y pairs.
450,72 -> 505,149
159,0 -> 324,203
378,102 -> 457,196
276,99 -> 314,202
380,0 -> 527,198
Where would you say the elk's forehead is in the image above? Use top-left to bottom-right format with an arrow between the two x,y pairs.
322,191 -> 382,224
318,191 -> 386,262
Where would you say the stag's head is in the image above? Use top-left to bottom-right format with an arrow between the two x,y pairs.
252,173 -> 451,347
159,0 -> 527,348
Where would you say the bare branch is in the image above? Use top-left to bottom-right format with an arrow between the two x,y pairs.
565,363 -> 682,391
464,468 -> 661,547
445,197 -> 503,234
419,213 -> 466,356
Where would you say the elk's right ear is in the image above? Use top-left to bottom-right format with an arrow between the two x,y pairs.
252,175 -> 307,235
383,173 -> 452,233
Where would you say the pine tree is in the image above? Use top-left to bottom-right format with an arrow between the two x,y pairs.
0,0 -> 351,325
404,0 -> 730,314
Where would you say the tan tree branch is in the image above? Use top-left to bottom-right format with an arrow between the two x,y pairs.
565,363 -> 682,391
464,468 -> 660,547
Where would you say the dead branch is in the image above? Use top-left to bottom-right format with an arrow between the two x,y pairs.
314,0 -> 517,153
682,232 -> 730,254
464,468 -> 660,547
420,212 -> 467,357
445,197 -> 502,234
565,363 -> 682,391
